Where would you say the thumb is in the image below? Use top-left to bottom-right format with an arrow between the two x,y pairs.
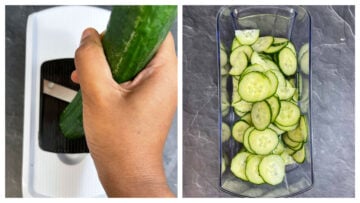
74,28 -> 115,96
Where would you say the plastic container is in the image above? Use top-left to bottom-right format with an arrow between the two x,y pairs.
216,6 -> 313,197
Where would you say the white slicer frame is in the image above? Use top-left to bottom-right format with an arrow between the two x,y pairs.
23,6 -> 110,197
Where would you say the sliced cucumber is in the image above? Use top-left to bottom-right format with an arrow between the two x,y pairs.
232,120 -> 250,143
220,49 -> 228,67
264,71 -> 278,97
286,42 -> 296,55
230,151 -> 251,181
232,38 -> 242,50
275,122 -> 299,131
251,101 -> 272,130
268,123 -> 285,135
243,126 -> 255,153
242,64 -> 265,75
222,157 -> 226,174
273,37 -> 288,44
292,145 -> 306,163
229,50 -> 248,75
282,133 -> 301,148
276,81 -> 296,100
281,151 -> 296,165
241,113 -> 252,126
264,41 -> 288,53
300,51 -> 309,75
245,155 -> 265,184
272,140 -> 285,155
249,129 -> 278,155
233,45 -> 253,59
275,101 -> 301,127
259,155 -> 285,185
266,96 -> 280,122
238,72 -> 272,102
232,100 -> 253,113
235,29 -> 260,45
298,43 -> 309,61
232,77 -> 241,103
227,31 -> 310,185
222,122 -> 231,142
251,36 -> 274,52
278,47 -> 297,76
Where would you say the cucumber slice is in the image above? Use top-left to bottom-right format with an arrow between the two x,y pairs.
249,129 -> 278,155
275,122 -> 299,131
221,64 -> 230,76
272,140 -> 285,155
286,42 -> 296,55
232,38 -> 242,50
245,155 -> 265,184
300,51 -> 309,75
233,45 -> 253,59
287,116 -> 307,143
259,155 -> 285,185
275,101 -> 301,127
232,120 -> 250,143
271,70 -> 286,88
268,123 -> 285,135
230,152 -> 251,181
220,49 -> 228,67
277,81 -> 296,100
238,72 -> 272,102
284,147 -> 296,156
251,36 -> 274,52
243,127 -> 255,153
222,122 -> 231,142
235,29 -> 260,45
273,37 -> 288,44
234,109 -> 247,117
292,145 -> 306,163
251,101 -> 272,130
281,151 -> 296,165
222,157 -> 226,174
298,43 -> 309,61
282,133 -> 301,148
266,96 -> 280,122
241,113 -> 252,126
264,71 -> 278,97
278,47 -> 297,76
232,100 -> 253,113
264,41 -> 288,53
242,64 -> 265,75
221,91 -> 230,117
232,77 -> 241,103
229,51 -> 248,75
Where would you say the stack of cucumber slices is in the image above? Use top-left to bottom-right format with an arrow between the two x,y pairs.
223,29 -> 309,186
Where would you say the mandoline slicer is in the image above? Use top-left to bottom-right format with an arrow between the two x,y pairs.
22,6 -> 110,197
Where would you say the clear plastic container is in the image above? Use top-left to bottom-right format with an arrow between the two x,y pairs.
217,6 -> 313,197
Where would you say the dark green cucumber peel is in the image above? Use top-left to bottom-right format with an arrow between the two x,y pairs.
60,6 -> 177,139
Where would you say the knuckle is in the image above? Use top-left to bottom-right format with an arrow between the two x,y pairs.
75,41 -> 101,60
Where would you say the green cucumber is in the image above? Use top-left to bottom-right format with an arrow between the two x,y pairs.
60,6 -> 177,139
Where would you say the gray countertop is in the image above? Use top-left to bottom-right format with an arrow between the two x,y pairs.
183,5 -> 354,197
5,6 -> 177,197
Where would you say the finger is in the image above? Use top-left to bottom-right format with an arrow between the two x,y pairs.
120,32 -> 177,90
71,70 -> 79,84
74,28 -> 115,94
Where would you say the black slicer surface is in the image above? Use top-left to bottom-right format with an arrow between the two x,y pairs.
39,58 -> 89,153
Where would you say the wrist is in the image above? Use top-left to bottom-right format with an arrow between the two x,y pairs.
92,152 -> 173,197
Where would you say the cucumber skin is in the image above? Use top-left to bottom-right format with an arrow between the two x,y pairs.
60,6 -> 177,139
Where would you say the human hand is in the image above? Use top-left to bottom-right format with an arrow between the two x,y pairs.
71,28 -> 177,197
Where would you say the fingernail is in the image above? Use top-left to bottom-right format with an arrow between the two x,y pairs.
81,29 -> 91,40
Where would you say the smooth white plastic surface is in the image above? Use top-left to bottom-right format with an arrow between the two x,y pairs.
23,6 -> 110,197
